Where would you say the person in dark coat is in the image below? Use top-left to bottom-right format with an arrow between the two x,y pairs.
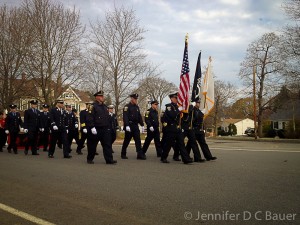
108,105 -> 119,153
142,100 -> 163,157
121,93 -> 146,160
23,100 -> 40,155
160,93 -> 193,164
5,104 -> 23,154
180,106 -> 205,163
48,99 -> 71,158
86,91 -> 116,164
38,104 -> 51,152
186,99 -> 217,161
76,102 -> 93,154
65,104 -> 79,153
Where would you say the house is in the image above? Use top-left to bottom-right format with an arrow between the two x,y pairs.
59,87 -> 92,112
14,75 -> 91,112
219,118 -> 255,135
269,99 -> 300,130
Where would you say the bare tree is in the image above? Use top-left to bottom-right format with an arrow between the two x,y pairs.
0,5 -> 33,109
138,76 -> 178,111
80,48 -> 111,94
239,32 -> 283,137
208,80 -> 236,136
280,0 -> 300,84
22,0 -> 85,104
88,5 -> 148,116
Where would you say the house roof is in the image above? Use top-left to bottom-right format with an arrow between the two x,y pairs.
269,99 -> 300,121
222,118 -> 244,124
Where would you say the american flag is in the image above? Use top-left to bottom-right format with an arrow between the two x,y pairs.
178,34 -> 190,111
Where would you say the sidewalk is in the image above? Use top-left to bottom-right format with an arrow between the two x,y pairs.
208,136 -> 300,143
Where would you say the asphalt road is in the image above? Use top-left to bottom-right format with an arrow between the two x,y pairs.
0,140 -> 299,225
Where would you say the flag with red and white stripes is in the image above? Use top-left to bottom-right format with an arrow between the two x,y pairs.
178,35 -> 190,111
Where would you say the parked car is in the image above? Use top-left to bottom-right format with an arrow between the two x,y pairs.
244,128 -> 255,136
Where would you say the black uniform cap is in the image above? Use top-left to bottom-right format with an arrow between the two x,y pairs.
150,100 -> 159,105
29,99 -> 38,105
9,104 -> 17,109
85,101 -> 93,105
42,104 -> 50,108
93,90 -> 104,96
108,105 -> 114,109
56,99 -> 64,104
168,92 -> 178,98
72,108 -> 77,113
129,93 -> 139,99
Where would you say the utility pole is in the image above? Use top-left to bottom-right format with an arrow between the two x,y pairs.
253,65 -> 257,140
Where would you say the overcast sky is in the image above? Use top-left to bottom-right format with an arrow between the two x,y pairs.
1,0 -> 288,88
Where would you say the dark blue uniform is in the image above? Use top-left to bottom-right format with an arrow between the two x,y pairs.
5,112 -> 23,154
48,107 -> 70,158
161,103 -> 192,164
186,106 -> 216,160
77,109 -> 89,153
142,107 -> 162,157
38,111 -> 51,151
109,112 -> 119,145
180,108 -> 203,162
87,101 -> 114,163
65,110 -> 78,152
121,102 -> 145,159
23,108 -> 40,155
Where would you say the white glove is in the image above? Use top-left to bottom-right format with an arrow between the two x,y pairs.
141,126 -> 145,133
125,126 -> 131,132
182,129 -> 184,132
53,125 -> 58,130
66,129 -> 69,134
5,130 -> 9,134
149,126 -> 154,132
24,129 -> 28,133
91,127 -> 97,135
75,124 -> 78,128
178,106 -> 183,111
83,128 -> 87,133
20,128 -> 24,132
40,128 -> 44,132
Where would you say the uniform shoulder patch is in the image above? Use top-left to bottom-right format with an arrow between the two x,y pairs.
145,111 -> 150,117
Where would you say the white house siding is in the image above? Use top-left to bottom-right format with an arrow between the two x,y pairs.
235,118 -> 254,135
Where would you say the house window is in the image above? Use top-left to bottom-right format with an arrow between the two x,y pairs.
273,121 -> 279,129
64,93 -> 73,98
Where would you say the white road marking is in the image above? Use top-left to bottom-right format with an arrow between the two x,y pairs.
0,203 -> 56,225
212,147 -> 300,153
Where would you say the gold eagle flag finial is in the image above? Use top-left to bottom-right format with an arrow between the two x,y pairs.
185,33 -> 189,43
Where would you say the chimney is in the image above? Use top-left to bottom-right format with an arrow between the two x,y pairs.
21,72 -> 26,80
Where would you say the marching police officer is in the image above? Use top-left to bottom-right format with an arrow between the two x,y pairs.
38,104 -> 51,152
186,99 -> 217,161
76,102 -> 92,154
87,91 -> 116,164
180,106 -> 205,162
5,104 -> 23,154
108,105 -> 119,153
121,93 -> 146,160
23,100 -> 40,155
72,108 -> 80,149
48,99 -> 71,158
65,104 -> 78,153
142,100 -> 163,157
160,93 -> 193,164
